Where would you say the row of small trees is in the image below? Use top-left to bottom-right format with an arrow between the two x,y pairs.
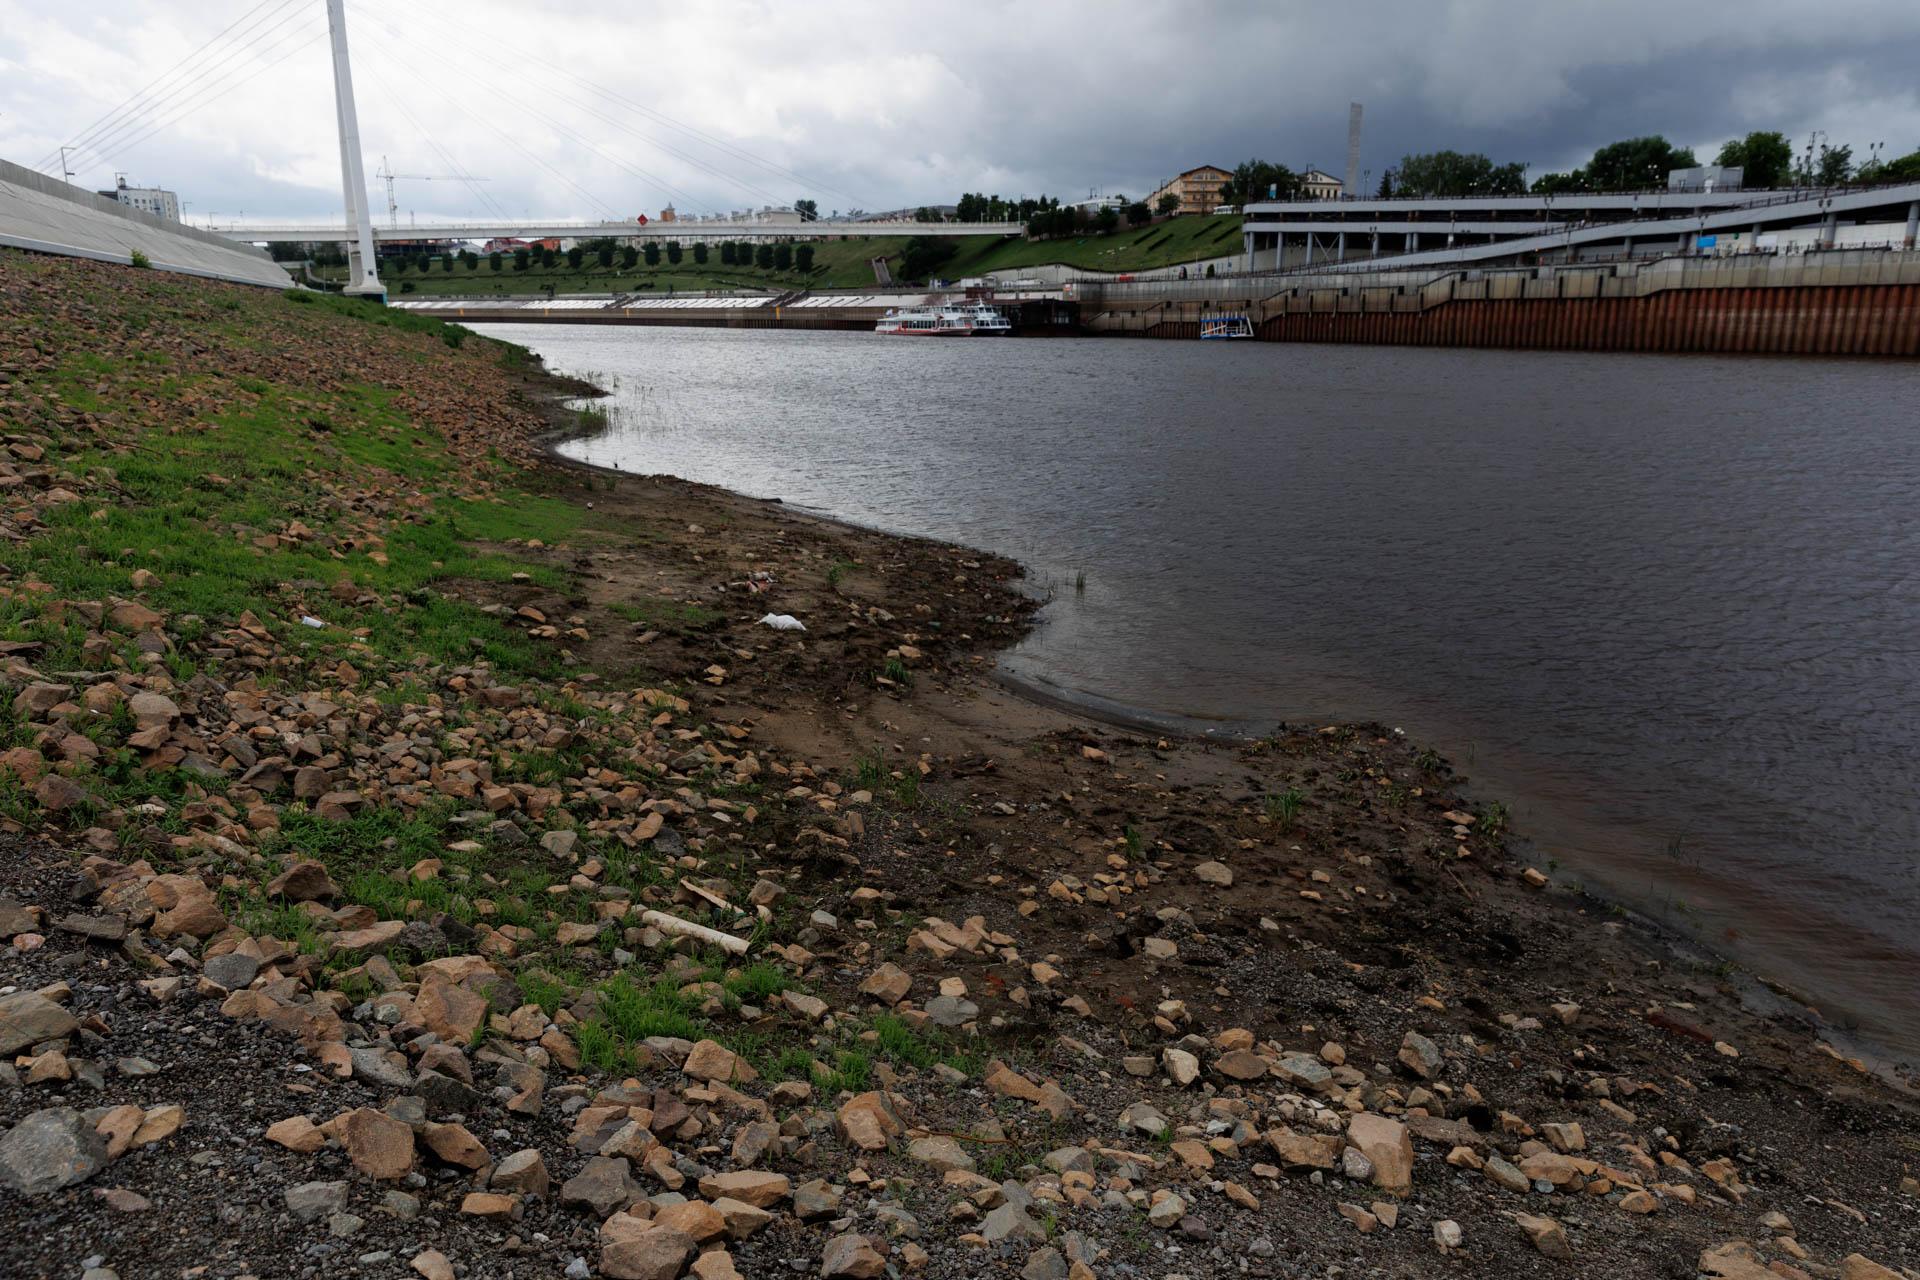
380,239 -> 819,276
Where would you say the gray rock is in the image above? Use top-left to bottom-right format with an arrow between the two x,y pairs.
1043,1147 -> 1093,1175
0,992 -> 78,1056
1120,1100 -> 1168,1137
1022,1247 -> 1068,1280
380,1190 -> 420,1219
327,1211 -> 365,1238
981,1201 -> 1046,1244
1273,1054 -> 1333,1090
285,1180 -> 350,1223
202,953 -> 261,990
0,1107 -> 108,1194
56,914 -> 127,943
348,1046 -> 412,1089
923,994 -> 979,1028
115,1057 -> 161,1077
559,1155 -> 638,1218
793,1178 -> 845,1221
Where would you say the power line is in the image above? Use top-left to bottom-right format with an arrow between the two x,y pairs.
36,0 -> 305,173
356,56 -> 515,224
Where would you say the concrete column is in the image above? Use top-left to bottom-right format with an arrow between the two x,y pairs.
1622,236 -> 1633,257
1408,232 -> 1419,253
1336,231 -> 1346,261
1369,230 -> 1379,257
327,0 -> 383,300
1677,233 -> 1690,255
1906,201 -> 1918,249
1304,234 -> 1314,267
1821,212 -> 1837,249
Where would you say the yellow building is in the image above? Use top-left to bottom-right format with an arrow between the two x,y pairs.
1147,165 -> 1232,215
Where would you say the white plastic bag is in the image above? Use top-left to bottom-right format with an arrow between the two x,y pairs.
757,613 -> 806,632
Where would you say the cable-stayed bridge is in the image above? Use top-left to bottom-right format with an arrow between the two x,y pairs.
28,0 -> 1011,299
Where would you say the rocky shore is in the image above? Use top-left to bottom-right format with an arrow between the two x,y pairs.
1,250 -> 1915,1280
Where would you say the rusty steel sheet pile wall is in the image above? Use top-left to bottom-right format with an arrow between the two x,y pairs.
1080,251 -> 1920,356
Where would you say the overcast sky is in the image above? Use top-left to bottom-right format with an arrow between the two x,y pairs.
3,0 -> 1918,227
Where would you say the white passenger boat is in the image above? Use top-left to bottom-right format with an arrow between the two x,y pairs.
875,304 -> 977,335
956,302 -> 1013,335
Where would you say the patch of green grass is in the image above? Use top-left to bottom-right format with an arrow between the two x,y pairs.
723,962 -> 792,1003
813,1048 -> 872,1094
1265,788 -> 1305,828
607,596 -> 723,632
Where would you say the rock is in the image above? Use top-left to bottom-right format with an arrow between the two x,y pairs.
1148,1193 -> 1187,1227
34,773 -> 90,812
981,1201 -> 1045,1244
1273,1053 -> 1332,1090
267,1115 -> 327,1153
267,860 -> 339,902
691,1251 -> 744,1280
793,1178 -> 845,1221
835,1091 -> 903,1151
1215,1049 -> 1269,1080
820,1233 -> 886,1279
906,1135 -> 975,1173
1044,1146 -> 1094,1175
1841,1258 -> 1903,1280
1618,1189 -> 1659,1214
1021,1246 -> 1069,1280
460,1191 -> 518,1218
697,1170 -> 791,1209
0,991 -> 78,1055
492,1148 -> 549,1197
339,1107 -> 414,1180
1193,860 -> 1233,886
415,976 -> 487,1042
1346,1114 -> 1414,1196
56,913 -> 127,942
329,920 -> 406,959
1484,1155 -> 1530,1193
1162,1047 -> 1200,1086
203,952 -> 261,990
683,1038 -> 756,1084
1516,1212 -> 1571,1260
412,1250 -> 455,1280
131,1105 -> 183,1148
923,994 -> 978,1027
348,1046 -> 412,1089
1398,1031 -> 1442,1079
0,1108 -> 109,1194
653,1200 -> 727,1243
599,1220 -> 695,1280
1338,1203 -> 1379,1233
711,1195 -> 775,1239
1541,1121 -> 1585,1153
858,963 -> 912,1006
1266,1127 -> 1338,1170
1433,1219 -> 1463,1251
561,1155 -> 638,1217
1120,1100 -> 1168,1137
422,1121 -> 490,1169
285,1180 -> 350,1223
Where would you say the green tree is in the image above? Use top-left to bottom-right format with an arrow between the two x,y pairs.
719,241 -> 736,266
540,246 -> 556,269
773,242 -> 792,271
1125,201 -> 1151,227
898,235 -> 957,281
1863,146 -> 1920,182
1392,151 -> 1526,196
597,244 -> 614,267
488,251 -> 502,271
666,240 -> 683,264
566,245 -> 584,268
1531,169 -> 1588,194
392,256 -> 410,274
441,253 -> 453,272
513,248 -> 529,271
1376,170 -> 1395,198
1813,143 -> 1854,186
693,242 -> 708,264
754,242 -> 774,269
1715,131 -> 1792,188
461,249 -> 478,270
620,245 -> 638,269
795,198 -> 818,222
1094,205 -> 1120,234
1155,192 -> 1180,217
643,242 -> 660,266
1222,159 -> 1300,209
795,243 -> 813,272
1584,136 -> 1696,191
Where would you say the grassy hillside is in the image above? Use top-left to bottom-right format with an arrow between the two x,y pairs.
305,214 -> 1244,296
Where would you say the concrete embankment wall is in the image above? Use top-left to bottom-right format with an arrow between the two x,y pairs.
0,158 -> 290,288
1076,250 -> 1920,356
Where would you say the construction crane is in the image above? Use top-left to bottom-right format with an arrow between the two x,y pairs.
373,156 -> 491,228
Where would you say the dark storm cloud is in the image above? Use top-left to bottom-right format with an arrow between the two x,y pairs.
2,0 -> 1916,225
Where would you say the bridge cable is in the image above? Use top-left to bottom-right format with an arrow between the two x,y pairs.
411,0 -> 869,210
356,56 -> 517,225
36,0 -> 307,173
352,9 -> 717,219
83,18 -> 331,177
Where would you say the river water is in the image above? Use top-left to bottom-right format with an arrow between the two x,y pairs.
488,322 -> 1920,1063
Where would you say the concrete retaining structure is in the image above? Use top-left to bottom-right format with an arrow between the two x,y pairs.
0,158 -> 289,289
1074,250 -> 1920,356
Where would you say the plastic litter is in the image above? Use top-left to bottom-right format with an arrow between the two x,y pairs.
299,616 -> 326,629
758,613 -> 806,631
